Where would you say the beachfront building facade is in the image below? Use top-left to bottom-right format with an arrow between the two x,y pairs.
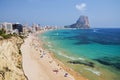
0,22 -> 24,34
13,23 -> 23,34
23,25 -> 32,36
32,23 -> 40,32
2,22 -> 13,34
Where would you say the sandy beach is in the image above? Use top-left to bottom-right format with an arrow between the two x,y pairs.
20,32 -> 87,80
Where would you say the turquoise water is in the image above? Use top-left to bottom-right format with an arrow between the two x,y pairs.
39,28 -> 120,80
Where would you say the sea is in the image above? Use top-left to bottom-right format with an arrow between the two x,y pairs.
38,28 -> 120,80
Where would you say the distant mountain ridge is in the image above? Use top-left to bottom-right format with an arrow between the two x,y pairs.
65,15 -> 90,29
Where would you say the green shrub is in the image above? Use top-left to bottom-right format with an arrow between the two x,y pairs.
1,34 -> 12,39
0,28 -> 6,35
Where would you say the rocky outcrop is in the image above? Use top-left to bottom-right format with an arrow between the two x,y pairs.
0,37 -> 27,80
65,16 -> 90,29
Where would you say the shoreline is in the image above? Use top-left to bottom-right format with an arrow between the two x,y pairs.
36,30 -> 120,80
20,31 -> 88,80
36,30 -> 88,80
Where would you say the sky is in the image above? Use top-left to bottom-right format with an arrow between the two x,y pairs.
0,0 -> 120,28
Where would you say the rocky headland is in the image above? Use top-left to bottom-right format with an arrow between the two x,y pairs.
65,15 -> 90,29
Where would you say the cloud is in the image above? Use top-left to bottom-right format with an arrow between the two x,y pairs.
75,3 -> 86,11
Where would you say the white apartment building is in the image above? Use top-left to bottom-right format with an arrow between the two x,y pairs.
0,22 -> 13,34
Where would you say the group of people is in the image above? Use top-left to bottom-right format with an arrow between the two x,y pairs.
52,69 -> 68,77
31,35 -> 70,78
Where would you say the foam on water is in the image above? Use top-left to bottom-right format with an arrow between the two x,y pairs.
84,68 -> 101,76
78,57 -> 85,61
48,42 -> 51,44
57,51 -> 76,60
47,44 -> 52,48
57,51 -> 86,61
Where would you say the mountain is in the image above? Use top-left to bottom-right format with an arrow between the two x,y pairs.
65,16 -> 90,29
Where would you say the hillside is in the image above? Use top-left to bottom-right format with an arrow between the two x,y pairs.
0,36 -> 27,80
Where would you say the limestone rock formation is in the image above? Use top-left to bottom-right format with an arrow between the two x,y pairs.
65,16 -> 90,29
0,37 -> 27,80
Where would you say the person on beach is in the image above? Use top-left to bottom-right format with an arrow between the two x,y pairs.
40,55 -> 43,58
64,73 -> 68,77
53,69 -> 59,74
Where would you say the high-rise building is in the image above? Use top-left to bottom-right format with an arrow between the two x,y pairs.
2,22 -> 13,34
12,23 -> 23,34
